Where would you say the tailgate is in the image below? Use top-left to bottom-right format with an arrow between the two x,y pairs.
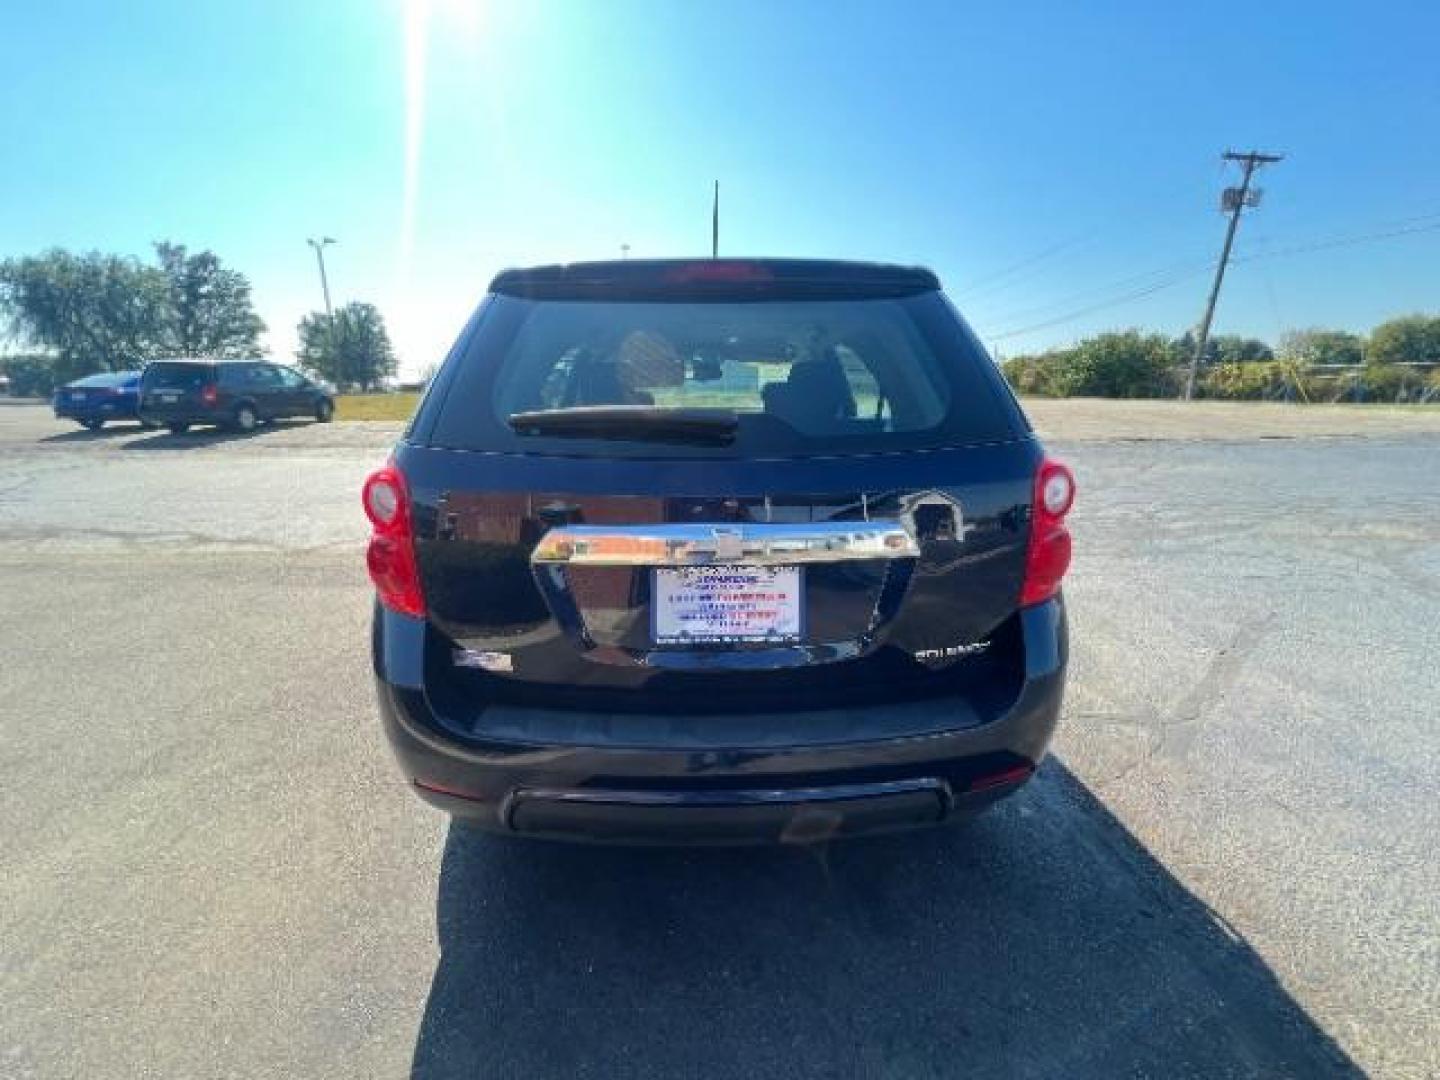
401,439 -> 1039,709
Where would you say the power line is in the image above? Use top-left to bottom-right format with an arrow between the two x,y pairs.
990,265 -> 1213,341
1248,222 -> 1288,339
1232,218 -> 1440,265
1239,204 -> 1440,247
986,217 -> 1440,344
976,206 -> 1440,327
953,237 -> 1088,300
964,191 -> 1265,315
979,252 -> 1213,328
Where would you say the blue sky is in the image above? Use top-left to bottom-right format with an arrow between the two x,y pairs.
5,0 -> 1438,374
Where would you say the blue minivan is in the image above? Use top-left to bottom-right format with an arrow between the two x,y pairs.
366,259 -> 1075,844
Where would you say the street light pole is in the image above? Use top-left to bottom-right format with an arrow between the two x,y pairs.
306,237 -> 337,324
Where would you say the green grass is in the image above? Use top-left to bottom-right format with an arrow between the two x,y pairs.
334,393 -> 420,421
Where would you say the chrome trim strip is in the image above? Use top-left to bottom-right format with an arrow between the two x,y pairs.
531,521 -> 919,566
508,778 -> 953,811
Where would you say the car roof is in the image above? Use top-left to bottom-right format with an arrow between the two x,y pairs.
72,371 -> 141,386
147,357 -> 271,366
489,258 -> 940,301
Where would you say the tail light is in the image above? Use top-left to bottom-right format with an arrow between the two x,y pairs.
199,383 -> 219,407
968,760 -> 1036,792
362,464 -> 425,617
1020,457 -> 1076,607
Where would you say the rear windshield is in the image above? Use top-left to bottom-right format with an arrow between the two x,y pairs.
425,292 -> 1021,457
143,363 -> 215,390
71,372 -> 136,388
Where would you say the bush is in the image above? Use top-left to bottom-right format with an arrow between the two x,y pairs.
1278,329 -> 1364,367
999,323 -> 1440,402
1173,331 -> 1273,364
1000,352 -> 1065,396
1199,361 -> 1304,400
1368,315 -> 1440,366
1355,363 -> 1430,401
1229,362 -> 1434,403
1000,332 -> 1177,398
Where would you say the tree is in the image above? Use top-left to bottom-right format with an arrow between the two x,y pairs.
1367,314 -> 1440,366
0,242 -> 265,380
1172,331 -> 1272,365
153,242 -> 265,357
0,354 -> 59,397
297,302 -> 396,390
1278,329 -> 1364,367
1211,334 -> 1273,364
0,249 -> 169,380
295,311 -> 334,380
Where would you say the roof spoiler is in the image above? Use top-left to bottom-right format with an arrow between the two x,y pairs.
490,258 -> 940,301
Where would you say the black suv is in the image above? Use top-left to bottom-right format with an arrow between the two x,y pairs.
138,359 -> 335,433
367,259 -> 1074,844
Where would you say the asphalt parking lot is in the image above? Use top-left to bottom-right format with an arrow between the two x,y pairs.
2,401 -> 1437,1079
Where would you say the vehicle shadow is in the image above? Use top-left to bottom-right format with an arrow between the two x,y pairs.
118,420 -> 307,449
410,759 -> 1362,1079
37,424 -> 149,443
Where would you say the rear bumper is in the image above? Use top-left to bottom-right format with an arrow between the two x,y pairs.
54,401 -> 139,421
373,600 -> 1068,844
136,406 -> 225,426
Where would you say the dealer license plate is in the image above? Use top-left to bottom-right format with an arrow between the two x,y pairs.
652,565 -> 803,645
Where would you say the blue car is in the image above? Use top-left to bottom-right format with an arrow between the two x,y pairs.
52,371 -> 147,430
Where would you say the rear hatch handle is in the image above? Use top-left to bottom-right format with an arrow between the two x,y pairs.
531,521 -> 920,566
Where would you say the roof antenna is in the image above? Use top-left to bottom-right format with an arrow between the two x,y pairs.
711,180 -> 719,258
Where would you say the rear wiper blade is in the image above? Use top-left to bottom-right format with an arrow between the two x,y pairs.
507,406 -> 738,445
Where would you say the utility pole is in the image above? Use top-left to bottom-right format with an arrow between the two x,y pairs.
711,180 -> 719,258
306,237 -> 337,325
1184,150 -> 1283,399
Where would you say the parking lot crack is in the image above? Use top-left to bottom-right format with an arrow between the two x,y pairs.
1159,612 -> 1277,761
0,521 -> 292,552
